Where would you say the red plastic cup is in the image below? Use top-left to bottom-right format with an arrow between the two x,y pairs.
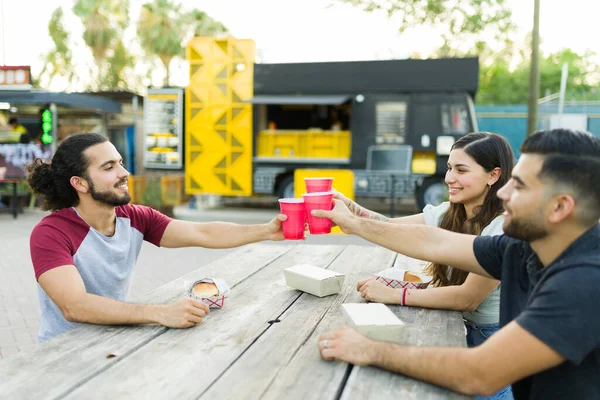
278,198 -> 306,240
302,192 -> 334,234
304,177 -> 333,193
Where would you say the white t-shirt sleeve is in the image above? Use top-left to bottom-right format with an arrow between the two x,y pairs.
422,202 -> 451,227
481,214 -> 505,236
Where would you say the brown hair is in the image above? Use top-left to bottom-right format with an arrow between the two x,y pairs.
27,132 -> 107,211
425,132 -> 515,286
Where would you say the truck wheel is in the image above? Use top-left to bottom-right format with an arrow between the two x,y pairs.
277,175 -> 295,199
416,177 -> 447,210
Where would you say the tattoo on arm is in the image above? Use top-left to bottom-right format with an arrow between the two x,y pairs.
347,200 -> 389,222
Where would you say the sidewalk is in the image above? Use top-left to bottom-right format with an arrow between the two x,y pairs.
0,210 -> 43,359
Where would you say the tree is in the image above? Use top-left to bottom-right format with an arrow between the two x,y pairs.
337,0 -> 515,57
73,0 -> 133,89
101,40 -> 136,89
186,10 -> 228,38
477,48 -> 600,104
39,8 -> 77,89
137,0 -> 228,87
137,0 -> 187,87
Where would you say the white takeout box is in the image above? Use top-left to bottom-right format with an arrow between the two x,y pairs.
283,264 -> 345,297
342,303 -> 405,343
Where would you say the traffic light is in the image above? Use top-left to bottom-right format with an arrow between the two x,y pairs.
40,109 -> 53,144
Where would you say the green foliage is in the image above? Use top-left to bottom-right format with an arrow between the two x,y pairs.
137,0 -> 228,86
42,1 -> 227,90
73,0 -> 133,90
477,48 -> 600,104
186,9 -> 228,37
101,40 -> 136,89
338,0 -> 515,56
137,0 -> 187,87
39,8 -> 76,89
73,0 -> 128,61
341,0 -> 600,105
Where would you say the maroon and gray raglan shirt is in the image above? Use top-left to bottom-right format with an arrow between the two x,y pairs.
29,204 -> 172,342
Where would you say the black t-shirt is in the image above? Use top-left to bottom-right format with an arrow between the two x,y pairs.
473,225 -> 600,400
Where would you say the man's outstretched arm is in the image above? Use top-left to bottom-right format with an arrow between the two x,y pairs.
312,199 -> 491,278
159,215 -> 288,249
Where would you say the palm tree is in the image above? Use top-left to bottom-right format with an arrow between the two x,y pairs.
186,9 -> 228,38
137,0 -> 187,87
137,1 -> 228,87
39,7 -> 76,89
102,40 -> 136,89
73,0 -> 130,88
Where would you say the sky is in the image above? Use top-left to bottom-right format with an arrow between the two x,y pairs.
1,0 -> 599,90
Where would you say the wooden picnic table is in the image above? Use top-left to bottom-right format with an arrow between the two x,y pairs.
0,244 -> 471,399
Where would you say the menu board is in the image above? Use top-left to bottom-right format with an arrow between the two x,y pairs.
143,88 -> 184,169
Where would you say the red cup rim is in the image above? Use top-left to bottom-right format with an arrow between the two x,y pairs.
302,191 -> 334,197
304,177 -> 334,181
278,198 -> 304,203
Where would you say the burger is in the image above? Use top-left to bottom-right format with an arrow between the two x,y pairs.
403,271 -> 422,283
192,282 -> 220,298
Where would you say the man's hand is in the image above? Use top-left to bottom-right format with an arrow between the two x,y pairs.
331,188 -> 350,204
310,199 -> 359,234
318,326 -> 379,366
265,214 -> 296,241
357,279 -> 401,304
157,297 -> 210,328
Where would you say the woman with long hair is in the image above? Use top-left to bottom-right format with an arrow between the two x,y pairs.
337,132 -> 515,400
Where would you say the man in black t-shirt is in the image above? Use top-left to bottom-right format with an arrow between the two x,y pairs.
312,129 -> 600,400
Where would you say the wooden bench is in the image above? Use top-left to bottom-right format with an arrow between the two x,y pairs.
0,244 -> 471,399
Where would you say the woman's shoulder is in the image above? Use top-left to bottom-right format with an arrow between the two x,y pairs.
423,202 -> 450,227
481,213 -> 505,236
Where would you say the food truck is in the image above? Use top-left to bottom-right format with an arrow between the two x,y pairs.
179,38 -> 479,208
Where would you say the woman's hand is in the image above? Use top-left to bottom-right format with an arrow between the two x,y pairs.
356,279 -> 402,304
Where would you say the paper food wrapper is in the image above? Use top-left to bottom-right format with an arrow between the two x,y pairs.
186,277 -> 230,308
374,267 -> 432,289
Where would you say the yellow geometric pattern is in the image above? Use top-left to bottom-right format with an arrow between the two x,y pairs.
185,37 -> 255,196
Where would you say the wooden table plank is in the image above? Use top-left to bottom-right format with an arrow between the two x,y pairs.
219,245 -> 397,400
0,244 -> 292,399
340,307 -> 471,399
61,244 -> 347,399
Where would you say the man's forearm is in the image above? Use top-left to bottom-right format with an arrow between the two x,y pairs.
64,293 -> 163,326
345,199 -> 389,222
198,222 -> 270,248
371,342 -> 487,396
351,219 -> 485,276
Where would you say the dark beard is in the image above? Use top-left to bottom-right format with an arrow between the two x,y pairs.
89,180 -> 131,207
504,218 -> 548,242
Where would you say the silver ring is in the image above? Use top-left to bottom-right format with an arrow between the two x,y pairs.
322,340 -> 328,349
